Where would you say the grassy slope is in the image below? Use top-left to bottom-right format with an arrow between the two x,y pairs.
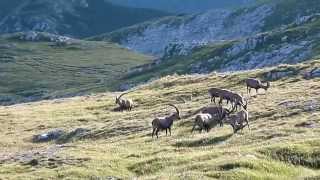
0,59 -> 320,179
0,38 -> 152,104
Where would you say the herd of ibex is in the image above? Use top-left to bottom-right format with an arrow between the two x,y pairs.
115,78 -> 270,138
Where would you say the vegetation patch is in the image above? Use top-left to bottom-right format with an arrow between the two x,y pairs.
261,143 -> 320,169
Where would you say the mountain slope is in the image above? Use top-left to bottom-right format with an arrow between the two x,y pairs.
0,0 -> 168,37
121,15 -> 320,84
106,0 -> 254,13
1,59 -> 320,179
0,32 -> 152,105
93,0 -> 320,57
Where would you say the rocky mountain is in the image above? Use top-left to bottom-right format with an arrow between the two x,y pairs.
0,0 -> 168,38
106,0 -> 254,13
91,0 -> 320,84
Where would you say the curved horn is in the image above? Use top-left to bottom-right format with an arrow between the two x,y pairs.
243,98 -> 248,110
168,104 -> 180,116
229,103 -> 236,114
118,91 -> 131,99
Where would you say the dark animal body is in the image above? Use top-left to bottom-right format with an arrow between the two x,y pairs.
152,104 -> 181,138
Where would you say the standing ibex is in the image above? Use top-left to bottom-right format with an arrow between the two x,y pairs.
115,92 -> 134,111
152,104 -> 181,138
246,78 -> 270,95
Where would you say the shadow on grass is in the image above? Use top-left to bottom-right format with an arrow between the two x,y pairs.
260,145 -> 320,169
86,125 -> 148,139
174,133 -> 233,148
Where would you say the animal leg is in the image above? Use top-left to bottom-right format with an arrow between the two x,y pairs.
169,127 -> 171,136
152,128 -> 156,138
219,98 -> 223,105
191,124 -> 197,133
166,129 -> 168,136
155,129 -> 160,138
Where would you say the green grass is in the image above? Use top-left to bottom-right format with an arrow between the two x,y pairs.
0,37 -> 152,104
0,59 -> 320,179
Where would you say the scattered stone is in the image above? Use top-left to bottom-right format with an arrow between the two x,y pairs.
295,121 -> 318,128
32,129 -> 66,143
90,176 -> 122,180
267,70 -> 295,80
278,100 -> 300,109
281,36 -> 288,42
56,128 -> 90,144
26,159 -> 39,166
303,100 -> 320,111
304,68 -> 320,79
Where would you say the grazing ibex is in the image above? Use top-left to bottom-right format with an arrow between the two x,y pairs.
152,104 -> 181,138
192,105 -> 234,133
209,88 -> 248,111
115,92 -> 134,111
246,78 -> 270,95
201,106 -> 231,127
225,109 -> 250,134
192,113 -> 214,133
208,88 -> 223,103
218,89 -> 235,105
231,93 -> 248,111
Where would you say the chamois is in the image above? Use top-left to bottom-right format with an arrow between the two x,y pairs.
225,110 -> 250,133
152,104 -> 181,138
115,92 -> 134,111
246,78 -> 270,95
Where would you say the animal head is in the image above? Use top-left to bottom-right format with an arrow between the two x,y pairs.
242,98 -> 248,110
263,82 -> 271,91
115,92 -> 129,104
168,104 -> 181,120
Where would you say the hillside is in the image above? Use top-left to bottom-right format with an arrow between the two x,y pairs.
0,0 -> 168,38
92,0 -> 320,57
106,0 -> 253,13
120,14 -> 320,85
0,32 -> 152,105
1,59 -> 320,179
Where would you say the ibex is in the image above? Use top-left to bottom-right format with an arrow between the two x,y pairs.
231,93 -> 248,111
192,105 -> 234,133
201,106 -> 231,127
115,92 -> 134,111
246,78 -> 270,95
225,109 -> 250,134
208,88 -> 223,103
152,104 -> 181,138
192,113 -> 214,133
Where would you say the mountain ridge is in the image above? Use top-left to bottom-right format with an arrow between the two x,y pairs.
0,0 -> 168,38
